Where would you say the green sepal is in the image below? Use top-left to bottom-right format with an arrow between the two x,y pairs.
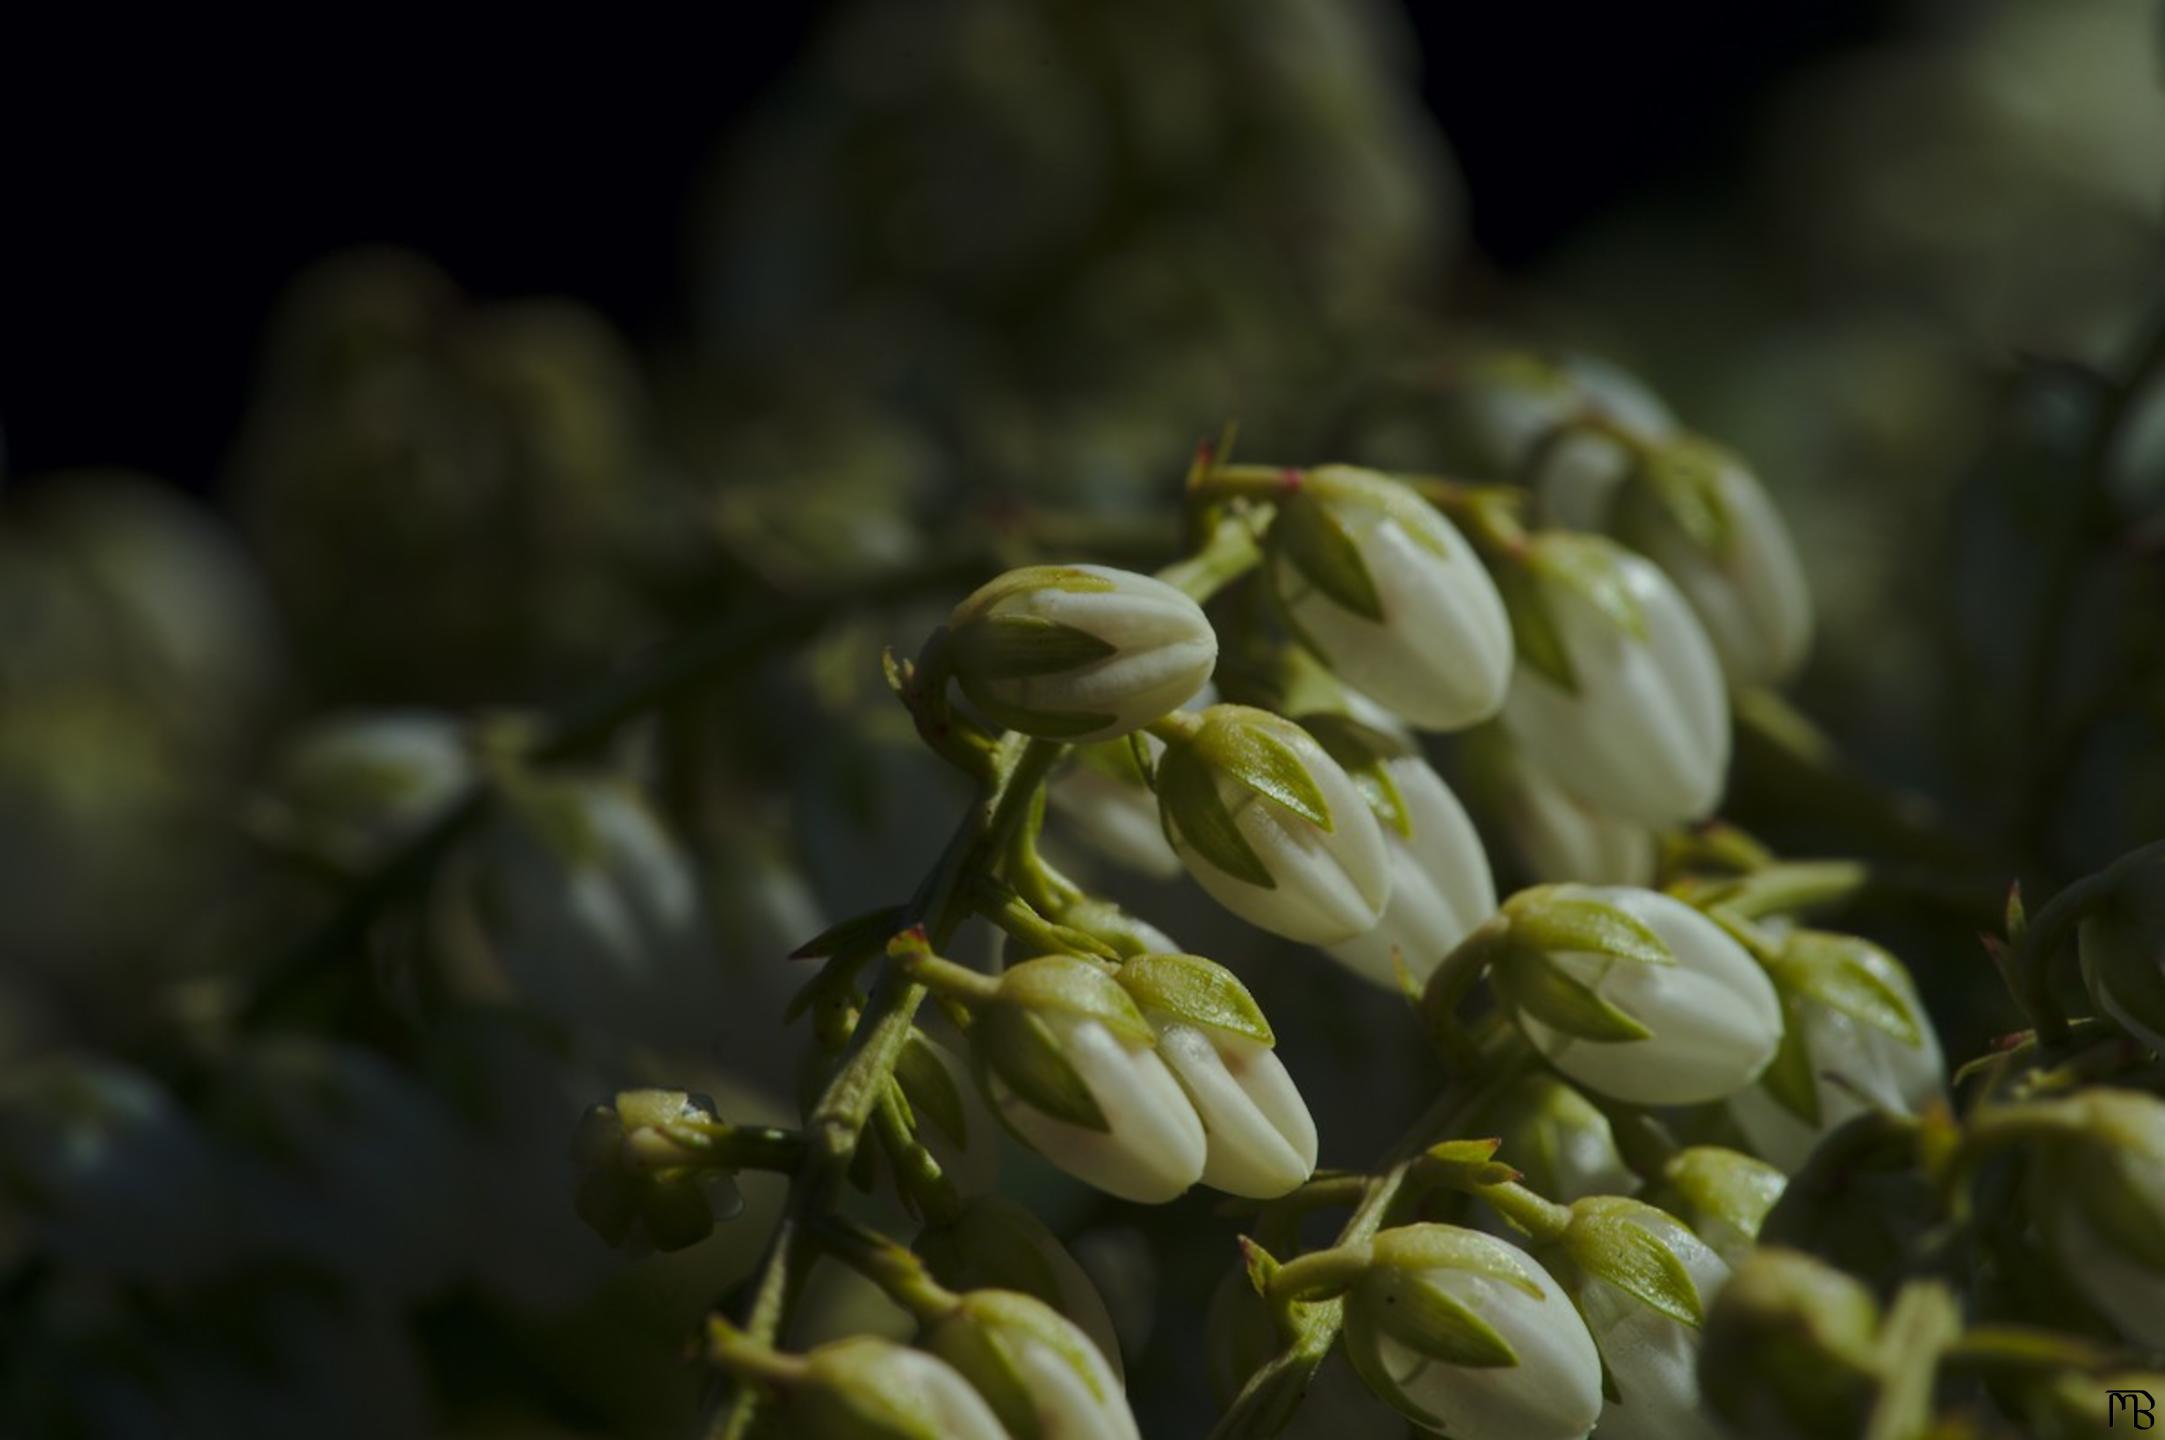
1659,1147 -> 1787,1244
974,1006 -> 1109,1132
1505,889 -> 1675,967
929,1291 -> 1112,1440
1360,1269 -> 1521,1369
1769,932 -> 1924,1047
1156,742 -> 1275,889
790,904 -> 906,960
996,955 -> 1154,1043
1342,1302 -> 1454,1432
1369,1224 -> 1548,1300
1299,711 -> 1413,839
950,612 -> 1118,680
1626,433 -> 1735,556
1494,949 -> 1653,1043
1114,952 -> 1274,1046
951,565 -> 1117,622
922,1311 -> 1044,1440
1526,532 -> 1646,641
1310,465 -> 1455,562
961,687 -> 1117,739
1566,1198 -> 1705,1328
1196,709 -> 1334,831
894,1030 -> 969,1150
1271,487 -> 1385,622
1760,991 -> 1823,1125
1493,556 -> 1578,693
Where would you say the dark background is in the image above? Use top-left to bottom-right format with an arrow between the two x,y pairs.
0,2 -> 1892,492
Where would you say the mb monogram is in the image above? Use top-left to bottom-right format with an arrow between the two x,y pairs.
2111,1389 -> 2158,1430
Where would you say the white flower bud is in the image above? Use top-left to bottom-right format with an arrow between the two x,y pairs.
1340,1224 -> 1604,1440
1315,732 -> 1497,990
259,711 -> 473,871
1559,1199 -> 1728,1440
1609,441 -> 1813,686
1266,466 -> 1512,731
1728,932 -> 1944,1173
1475,730 -> 1657,886
1498,537 -> 1730,828
948,565 -> 1216,741
920,1289 -> 1141,1440
1116,953 -> 1317,1198
1490,886 -> 1782,1106
1157,705 -> 1391,945
917,1195 -> 1125,1378
794,1335 -> 1011,1440
972,957 -> 1205,1204
1446,353 -> 1673,516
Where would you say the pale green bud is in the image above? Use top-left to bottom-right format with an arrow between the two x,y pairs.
920,1288 -> 1141,1440
1699,1248 -> 1879,1440
793,1335 -> 1010,1440
1649,1146 -> 1787,1267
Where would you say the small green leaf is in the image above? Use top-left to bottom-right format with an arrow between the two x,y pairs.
952,565 -> 1116,621
1370,1224 -> 1547,1300
1494,949 -> 1653,1043
975,1008 -> 1108,1133
1115,953 -> 1274,1045
894,1031 -> 969,1150
1761,992 -> 1823,1125
1157,745 -> 1276,889
1493,559 -> 1578,692
924,1315 -> 1044,1440
1506,892 -> 1674,967
1527,533 -> 1645,641
1568,1201 -> 1705,1327
791,904 -> 906,960
961,687 -> 1117,739
1201,712 -> 1333,831
1272,488 -> 1385,622
1360,1272 -> 1521,1369
1773,932 -> 1923,1047
951,613 -> 1119,679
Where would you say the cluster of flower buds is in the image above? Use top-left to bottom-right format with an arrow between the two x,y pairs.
936,951 -> 1316,1203
1431,885 -> 1783,1106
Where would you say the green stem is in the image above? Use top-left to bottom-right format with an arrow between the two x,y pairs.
871,1087 -> 965,1228
1861,1281 -> 1962,1440
1209,1060 -> 1526,1440
807,1212 -> 960,1321
1473,1181 -> 1573,1243
1157,511 -> 1266,604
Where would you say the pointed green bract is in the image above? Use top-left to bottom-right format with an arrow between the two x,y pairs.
1771,932 -> 1923,1047
1362,1270 -> 1522,1368
962,688 -> 1118,739
1528,533 -> 1647,641
951,565 -> 1118,621
997,955 -> 1153,1042
1506,890 -> 1675,967
1761,991 -> 1823,1125
1495,950 -> 1654,1043
950,613 -> 1119,680
1493,558 -> 1579,693
1629,434 -> 1736,556
1272,487 -> 1386,622
1300,711 -> 1413,839
1567,1199 -> 1705,1327
976,1007 -> 1109,1133
894,1031 -> 969,1149
1115,952 -> 1274,1046
1197,709 -> 1334,831
1156,743 -> 1276,889
1370,1225 -> 1548,1300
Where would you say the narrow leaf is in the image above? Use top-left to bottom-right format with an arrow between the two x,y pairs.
1507,896 -> 1674,967
1157,746 -> 1276,889
1776,933 -> 1923,1047
977,1008 -> 1108,1133
894,1031 -> 969,1150
1205,719 -> 1333,830
1494,950 -> 1653,1043
952,613 -> 1118,679
1493,559 -> 1578,692
1570,1208 -> 1704,1327
1116,953 -> 1274,1045
1365,1274 -> 1521,1368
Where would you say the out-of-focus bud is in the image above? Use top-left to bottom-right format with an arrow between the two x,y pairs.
1496,534 -> 1730,827
1601,435 -> 1814,686
919,1288 -> 1141,1440
1470,885 -> 1782,1106
2013,1366 -> 2165,1440
1463,724 -> 1658,886
1996,1090 -> 2165,1349
1049,738 -> 1184,879
970,956 -> 1205,1204
1113,953 -> 1316,1198
1648,1146 -> 1787,1267
947,565 -> 1216,741
1548,1197 -> 1727,1440
437,770 -> 723,1050
1757,1110 -> 1942,1285
570,1089 -> 742,1254
1699,1248 -> 1880,1440
1438,352 -> 1674,513
1729,931 -> 1944,1172
1483,1071 -> 1636,1205
255,711 -> 473,872
2077,851 -> 2165,1053
1336,1224 -> 1604,1440
741,1332 -> 1010,1440
916,1195 -> 1124,1377
1301,713 -> 1496,990
1264,466 -> 1512,730
1205,1267 -> 1404,1437
1156,704 -> 1391,944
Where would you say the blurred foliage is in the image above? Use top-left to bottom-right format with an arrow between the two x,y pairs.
1,0 -> 2162,1436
